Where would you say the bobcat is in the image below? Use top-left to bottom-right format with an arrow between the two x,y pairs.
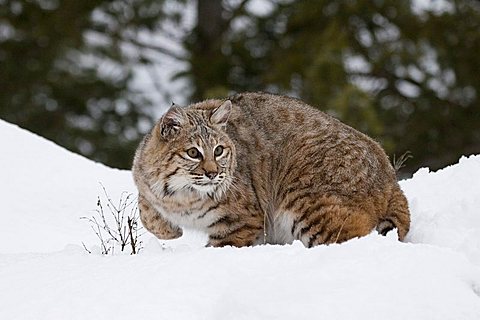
132,92 -> 410,247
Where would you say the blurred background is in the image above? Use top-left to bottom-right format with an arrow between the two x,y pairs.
1,0 -> 479,176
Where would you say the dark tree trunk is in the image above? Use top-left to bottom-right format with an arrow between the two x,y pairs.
189,0 -> 228,101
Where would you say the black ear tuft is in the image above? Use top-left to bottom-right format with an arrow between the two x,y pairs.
159,106 -> 184,139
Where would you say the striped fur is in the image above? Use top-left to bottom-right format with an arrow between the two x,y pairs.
132,92 -> 410,247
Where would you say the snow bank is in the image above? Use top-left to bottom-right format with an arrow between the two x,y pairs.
1,234 -> 480,320
0,119 -> 136,253
402,156 -> 480,265
1,119 -> 479,319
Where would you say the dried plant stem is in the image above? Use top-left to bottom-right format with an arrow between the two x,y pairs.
81,184 -> 143,255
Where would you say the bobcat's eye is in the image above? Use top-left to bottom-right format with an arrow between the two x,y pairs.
214,145 -> 224,157
187,148 -> 201,159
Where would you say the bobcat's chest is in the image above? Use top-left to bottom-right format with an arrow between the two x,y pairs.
266,212 -> 295,245
154,199 -> 218,230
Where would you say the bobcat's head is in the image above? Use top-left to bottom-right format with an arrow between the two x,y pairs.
141,100 -> 236,199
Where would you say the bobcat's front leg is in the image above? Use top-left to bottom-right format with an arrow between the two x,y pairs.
206,214 -> 263,247
138,195 -> 182,240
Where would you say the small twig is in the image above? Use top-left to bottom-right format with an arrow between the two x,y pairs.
263,212 -> 267,244
127,217 -> 137,255
81,242 -> 92,254
393,151 -> 413,172
334,213 -> 352,244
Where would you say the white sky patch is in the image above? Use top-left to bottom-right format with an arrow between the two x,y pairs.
396,79 -> 421,98
0,21 -> 16,41
407,65 -> 426,83
372,13 -> 400,42
344,53 -> 372,74
344,53 -> 384,93
412,0 -> 455,16
245,0 -> 276,17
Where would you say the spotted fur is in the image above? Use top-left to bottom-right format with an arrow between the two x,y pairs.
132,92 -> 410,247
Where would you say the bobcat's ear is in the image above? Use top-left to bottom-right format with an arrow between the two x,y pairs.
158,106 -> 185,139
210,100 -> 232,127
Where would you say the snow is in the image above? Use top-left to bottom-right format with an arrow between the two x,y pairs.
1,118 -> 480,319
402,158 -> 480,266
0,119 -> 134,254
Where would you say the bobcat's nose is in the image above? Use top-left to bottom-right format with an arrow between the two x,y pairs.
203,160 -> 218,180
205,171 -> 218,180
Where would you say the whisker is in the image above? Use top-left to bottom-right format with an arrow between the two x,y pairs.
190,173 -> 202,177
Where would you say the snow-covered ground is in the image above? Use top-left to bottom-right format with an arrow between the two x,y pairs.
1,119 -> 479,319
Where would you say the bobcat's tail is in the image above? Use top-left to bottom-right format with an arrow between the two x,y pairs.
376,184 -> 410,241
